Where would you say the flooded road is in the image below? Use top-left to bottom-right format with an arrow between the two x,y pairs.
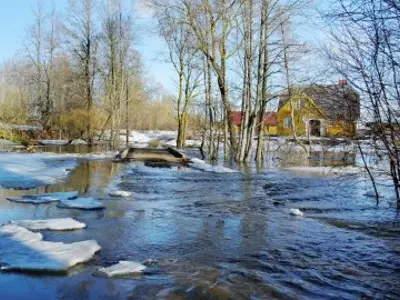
0,151 -> 399,299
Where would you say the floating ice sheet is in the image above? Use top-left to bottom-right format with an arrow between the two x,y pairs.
10,218 -> 86,231
189,158 -> 238,173
0,153 -> 77,189
57,197 -> 105,210
7,191 -> 79,204
290,208 -> 304,217
94,261 -> 146,277
0,225 -> 101,272
108,190 -> 132,198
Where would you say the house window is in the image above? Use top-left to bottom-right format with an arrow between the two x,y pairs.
283,117 -> 292,128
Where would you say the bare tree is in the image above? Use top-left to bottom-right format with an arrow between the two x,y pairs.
63,0 -> 98,141
325,0 -> 400,207
155,8 -> 201,148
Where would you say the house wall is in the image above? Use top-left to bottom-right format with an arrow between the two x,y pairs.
277,95 -> 357,137
276,96 -> 325,136
326,120 -> 356,137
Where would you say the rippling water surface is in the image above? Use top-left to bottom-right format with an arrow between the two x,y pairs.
0,149 -> 399,299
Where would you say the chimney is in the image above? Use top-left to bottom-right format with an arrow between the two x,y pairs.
339,79 -> 348,86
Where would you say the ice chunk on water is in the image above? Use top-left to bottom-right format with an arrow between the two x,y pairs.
7,191 -> 79,204
10,218 -> 86,231
108,190 -> 132,198
290,208 -> 304,217
94,261 -> 146,277
57,197 -> 105,210
189,158 -> 237,173
0,225 -> 101,272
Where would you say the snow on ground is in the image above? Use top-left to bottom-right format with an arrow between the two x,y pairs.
189,158 -> 238,173
57,197 -> 105,210
38,140 -> 69,146
10,218 -> 86,231
94,261 -> 146,277
164,139 -> 202,148
0,153 -> 78,189
0,225 -> 100,272
70,139 -> 89,145
7,191 -> 79,204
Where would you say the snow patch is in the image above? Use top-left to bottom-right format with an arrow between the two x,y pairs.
57,197 -> 105,210
0,225 -> 101,272
94,261 -> 146,277
7,191 -> 79,204
10,218 -> 86,231
38,140 -> 69,146
0,139 -> 16,145
290,208 -> 304,217
109,190 -> 132,198
70,139 -> 89,145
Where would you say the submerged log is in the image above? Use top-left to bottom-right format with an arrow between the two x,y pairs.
114,147 -> 190,163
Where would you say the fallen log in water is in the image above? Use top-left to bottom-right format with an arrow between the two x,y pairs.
114,147 -> 190,163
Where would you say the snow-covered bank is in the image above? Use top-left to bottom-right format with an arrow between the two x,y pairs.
10,218 -> 86,231
0,225 -> 100,272
0,153 -> 78,189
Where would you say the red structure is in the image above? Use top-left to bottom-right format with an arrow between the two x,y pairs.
232,111 -> 277,127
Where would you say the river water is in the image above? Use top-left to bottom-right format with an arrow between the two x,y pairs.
0,147 -> 399,299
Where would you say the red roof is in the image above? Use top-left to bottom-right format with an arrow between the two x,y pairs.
232,111 -> 277,126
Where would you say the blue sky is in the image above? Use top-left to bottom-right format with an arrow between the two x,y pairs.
0,1 -> 327,96
0,0 -> 176,92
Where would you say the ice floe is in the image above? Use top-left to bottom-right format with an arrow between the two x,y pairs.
189,158 -> 238,173
0,225 -> 100,272
0,153 -> 77,189
7,191 -> 79,204
10,218 -> 86,231
57,197 -> 105,210
290,208 -> 304,217
109,190 -> 132,198
94,261 -> 146,277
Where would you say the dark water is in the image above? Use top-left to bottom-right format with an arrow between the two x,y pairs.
0,152 -> 399,299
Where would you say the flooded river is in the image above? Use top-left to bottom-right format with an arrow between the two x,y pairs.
0,148 -> 399,299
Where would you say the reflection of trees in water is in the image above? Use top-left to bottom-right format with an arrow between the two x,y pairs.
37,161 -> 120,194
239,174 -> 267,256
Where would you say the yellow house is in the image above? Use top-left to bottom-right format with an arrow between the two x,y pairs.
276,82 -> 360,137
